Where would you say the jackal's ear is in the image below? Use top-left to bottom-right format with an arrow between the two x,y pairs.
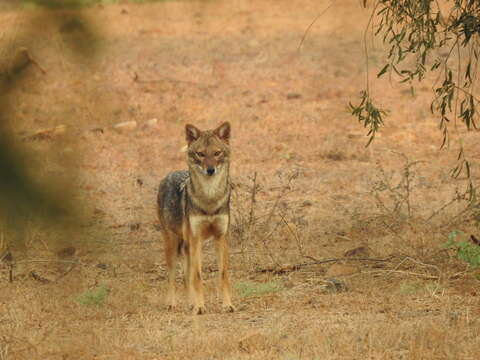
213,122 -> 231,144
185,124 -> 202,144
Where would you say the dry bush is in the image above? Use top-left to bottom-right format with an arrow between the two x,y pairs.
231,170 -> 311,269
341,152 -> 480,264
231,152 -> 480,285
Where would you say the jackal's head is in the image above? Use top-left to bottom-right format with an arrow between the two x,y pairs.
185,122 -> 231,177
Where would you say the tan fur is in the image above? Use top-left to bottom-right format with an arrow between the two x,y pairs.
157,122 -> 234,314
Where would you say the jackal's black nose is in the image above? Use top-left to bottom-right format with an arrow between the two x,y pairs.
207,167 -> 215,176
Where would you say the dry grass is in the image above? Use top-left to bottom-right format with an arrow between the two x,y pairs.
1,0 -> 480,359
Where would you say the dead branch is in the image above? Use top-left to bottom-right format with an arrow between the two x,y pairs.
361,269 -> 439,280
132,71 -> 213,96
297,2 -> 333,51
21,124 -> 67,141
257,223 -> 282,268
281,215 -> 305,258
248,172 -> 257,228
398,256 -> 442,279
11,47 -> 46,76
30,270 -> 50,283
54,263 -> 77,282
256,256 -> 395,274
23,48 -> 47,74
14,259 -> 86,266
424,196 -> 460,223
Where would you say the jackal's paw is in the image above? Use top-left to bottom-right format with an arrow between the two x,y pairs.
222,304 -> 236,313
192,305 -> 206,315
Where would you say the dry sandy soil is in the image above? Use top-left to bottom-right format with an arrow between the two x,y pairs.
1,0 -> 480,359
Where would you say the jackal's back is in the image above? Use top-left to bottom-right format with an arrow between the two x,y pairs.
157,170 -> 189,234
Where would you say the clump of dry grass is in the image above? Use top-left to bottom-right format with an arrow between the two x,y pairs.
231,170 -> 310,269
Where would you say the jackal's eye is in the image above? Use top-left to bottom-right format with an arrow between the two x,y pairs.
196,152 -> 205,158
214,151 -> 221,156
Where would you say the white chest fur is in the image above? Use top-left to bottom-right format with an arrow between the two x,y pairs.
188,214 -> 229,238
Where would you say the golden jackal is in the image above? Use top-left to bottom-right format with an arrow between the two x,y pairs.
157,122 -> 234,314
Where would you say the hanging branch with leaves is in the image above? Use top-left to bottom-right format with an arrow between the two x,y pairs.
351,0 -> 479,201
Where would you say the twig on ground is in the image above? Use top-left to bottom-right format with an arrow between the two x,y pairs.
54,263 -> 77,282
361,269 -> 439,280
256,256 -> 395,274
400,256 -> 442,279
15,259 -> 86,266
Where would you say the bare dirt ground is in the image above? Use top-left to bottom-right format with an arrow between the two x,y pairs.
1,0 -> 480,359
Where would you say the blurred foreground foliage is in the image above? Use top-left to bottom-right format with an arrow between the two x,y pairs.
0,0 -> 103,256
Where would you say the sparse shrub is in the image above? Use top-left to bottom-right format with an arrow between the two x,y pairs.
445,230 -> 480,268
75,283 -> 109,305
340,153 -> 422,242
231,170 -> 307,267
374,153 -> 480,232
340,152 -> 480,261
234,280 -> 283,298
370,153 -> 422,221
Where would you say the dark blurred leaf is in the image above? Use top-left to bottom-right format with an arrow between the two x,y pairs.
377,63 -> 389,78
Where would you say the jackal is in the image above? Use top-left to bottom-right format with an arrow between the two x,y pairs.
157,122 -> 234,314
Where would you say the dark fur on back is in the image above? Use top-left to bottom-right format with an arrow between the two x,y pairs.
157,170 -> 189,236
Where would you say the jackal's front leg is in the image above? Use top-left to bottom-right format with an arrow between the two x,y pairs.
188,236 -> 206,315
217,234 -> 235,312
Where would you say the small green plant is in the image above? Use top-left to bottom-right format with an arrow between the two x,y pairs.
234,281 -> 283,298
445,230 -> 480,268
399,281 -> 424,295
75,283 -> 109,305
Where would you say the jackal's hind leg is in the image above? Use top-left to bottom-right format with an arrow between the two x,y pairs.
180,242 -> 194,310
164,230 -> 180,311
217,234 -> 235,312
